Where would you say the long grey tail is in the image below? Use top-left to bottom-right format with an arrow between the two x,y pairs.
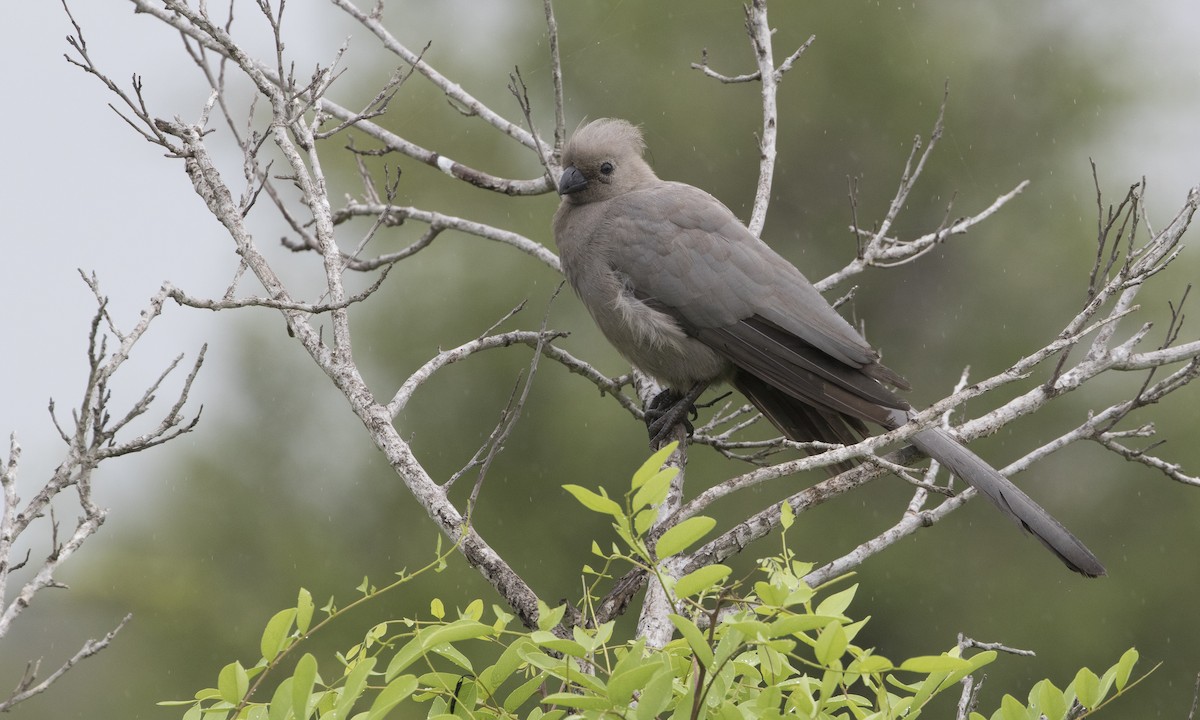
904,419 -> 1105,577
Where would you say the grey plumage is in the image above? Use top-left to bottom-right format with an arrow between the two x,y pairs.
553,118 -> 1104,577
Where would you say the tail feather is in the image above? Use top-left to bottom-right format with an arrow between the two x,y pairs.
734,373 -> 866,474
730,365 -> 1105,577
909,425 -> 1106,577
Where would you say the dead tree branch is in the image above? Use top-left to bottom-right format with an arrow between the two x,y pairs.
0,276 -> 202,712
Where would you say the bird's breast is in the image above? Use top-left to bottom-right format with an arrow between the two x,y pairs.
563,251 -> 729,389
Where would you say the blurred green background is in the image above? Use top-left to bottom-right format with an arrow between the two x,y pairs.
4,1 -> 1199,717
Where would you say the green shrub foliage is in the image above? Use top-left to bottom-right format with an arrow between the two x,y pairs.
166,445 -> 1147,719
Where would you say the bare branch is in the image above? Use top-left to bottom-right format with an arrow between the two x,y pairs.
387,330 -> 566,418
508,66 -> 554,181
165,270 -> 393,313
462,288 -> 563,516
0,271 -> 202,710
126,0 -> 553,195
329,0 -> 541,150
690,47 -> 761,84
1096,430 -> 1200,486
688,2 -> 814,235
0,615 -> 132,712
542,0 -> 566,157
62,0 -> 183,153
818,94 -> 1034,291
330,201 -> 561,272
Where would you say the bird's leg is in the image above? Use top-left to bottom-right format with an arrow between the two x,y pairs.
644,381 -> 710,446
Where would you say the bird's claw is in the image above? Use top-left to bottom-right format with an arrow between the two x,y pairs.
644,389 -> 696,446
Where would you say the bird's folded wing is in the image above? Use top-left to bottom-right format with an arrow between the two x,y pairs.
604,183 -> 890,369
733,371 -> 867,451
696,316 -> 906,427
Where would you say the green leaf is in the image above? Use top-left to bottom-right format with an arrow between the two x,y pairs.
589,620 -> 615,648
430,643 -> 475,673
779,500 -> 795,529
541,692 -> 612,710
814,584 -> 857,618
1114,647 -> 1139,690
945,650 -> 996,686
608,659 -> 662,705
1032,678 -> 1067,720
492,604 -> 514,627
712,626 -> 747,669
268,677 -> 293,720
562,484 -> 624,517
480,637 -> 531,693
363,621 -> 388,650
1073,667 -> 1101,709
454,679 -> 479,715
333,656 -> 376,719
728,619 -> 769,638
516,647 -> 607,694
758,644 -> 788,685
296,588 -> 314,635
635,666 -> 675,720
767,613 -> 839,637
366,674 -> 418,720
504,674 -> 546,713
536,601 -> 568,632
655,516 -> 716,559
218,661 -> 249,705
631,467 -> 677,511
676,566 -> 729,600
632,442 -> 679,489
669,614 -> 714,669
899,655 -> 972,674
841,616 -> 869,645
430,597 -> 445,619
847,654 -> 893,674
531,630 -> 588,658
463,599 -> 484,621
421,620 -> 493,653
814,621 -> 848,666
610,636 -> 648,676
260,609 -> 296,662
674,564 -> 731,598
754,580 -> 787,607
966,650 -> 997,672
385,634 -> 425,681
632,507 -> 658,537
291,653 -> 318,720
909,670 -> 952,710
998,693 -> 1031,720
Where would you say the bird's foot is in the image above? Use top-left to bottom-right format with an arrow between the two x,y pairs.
645,389 -> 694,445
644,382 -> 709,447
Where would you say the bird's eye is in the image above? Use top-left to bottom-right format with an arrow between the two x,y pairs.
599,161 -> 614,175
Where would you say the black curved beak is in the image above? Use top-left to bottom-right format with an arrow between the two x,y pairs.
557,165 -> 587,195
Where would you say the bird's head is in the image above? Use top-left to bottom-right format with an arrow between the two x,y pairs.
557,118 -> 658,205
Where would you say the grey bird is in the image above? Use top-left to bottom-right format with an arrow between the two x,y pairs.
552,118 -> 1105,577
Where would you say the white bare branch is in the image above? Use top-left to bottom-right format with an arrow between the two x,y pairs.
691,0 -> 815,236
0,276 -> 202,711
332,202 -> 561,272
